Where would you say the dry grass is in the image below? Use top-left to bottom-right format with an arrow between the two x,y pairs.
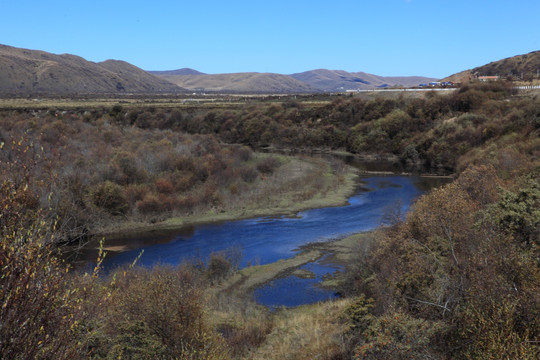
0,97 -> 251,111
242,298 -> 353,360
204,232 -> 378,359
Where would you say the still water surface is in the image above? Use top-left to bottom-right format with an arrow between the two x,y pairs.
92,175 -> 446,307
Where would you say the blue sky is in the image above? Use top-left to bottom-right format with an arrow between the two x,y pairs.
1,0 -> 539,78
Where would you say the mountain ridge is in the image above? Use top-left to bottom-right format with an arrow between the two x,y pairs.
4,44 -> 536,95
289,69 -> 436,91
152,68 -> 436,93
0,44 -> 186,94
155,72 -> 317,93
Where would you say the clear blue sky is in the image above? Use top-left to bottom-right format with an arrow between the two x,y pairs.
1,0 -> 539,78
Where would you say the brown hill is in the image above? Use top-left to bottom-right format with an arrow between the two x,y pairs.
440,70 -> 475,85
442,50 -> 540,83
289,69 -> 436,91
157,72 -> 316,93
0,44 -> 185,95
473,50 -> 540,80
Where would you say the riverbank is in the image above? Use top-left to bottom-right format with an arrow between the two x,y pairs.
92,153 -> 452,251
94,154 -> 360,250
82,173 -> 450,275
205,232 -> 374,359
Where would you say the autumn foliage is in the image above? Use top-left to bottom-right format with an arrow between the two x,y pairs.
0,110 -> 295,243
344,165 -> 540,359
1,83 -> 540,358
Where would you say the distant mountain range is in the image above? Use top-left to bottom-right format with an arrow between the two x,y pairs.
289,69 -> 436,91
0,44 -> 435,95
151,71 -> 317,93
1,44 -> 537,95
149,69 -> 436,93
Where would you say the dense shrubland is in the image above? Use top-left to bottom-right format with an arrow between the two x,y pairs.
0,109 -> 348,243
2,82 -> 540,358
73,82 -> 539,176
336,103 -> 540,359
327,83 -> 540,358
339,164 -> 540,359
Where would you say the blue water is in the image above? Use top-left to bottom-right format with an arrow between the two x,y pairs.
253,254 -> 344,309
94,175 -> 444,307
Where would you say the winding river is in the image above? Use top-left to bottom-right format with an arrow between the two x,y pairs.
81,175 -> 448,308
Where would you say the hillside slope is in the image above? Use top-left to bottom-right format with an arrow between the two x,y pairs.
290,69 -> 436,91
157,72 -> 317,93
0,44 -> 185,94
442,50 -> 540,83
473,50 -> 540,80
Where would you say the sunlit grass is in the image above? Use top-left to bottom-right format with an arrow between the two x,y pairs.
243,298 -> 353,360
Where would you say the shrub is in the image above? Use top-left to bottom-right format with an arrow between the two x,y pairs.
174,172 -> 196,192
400,144 -> 420,166
174,155 -> 195,172
91,181 -> 128,215
1,228 -> 65,359
236,145 -> 253,161
125,109 -> 139,124
0,197 -> 100,359
352,312 -> 448,359
97,266 -> 230,359
240,166 -> 259,183
134,111 -> 153,129
176,194 -> 197,213
256,156 -> 281,174
169,110 -> 183,127
202,182 -> 223,206
229,182 -> 239,195
112,151 -> 147,184
155,177 -> 174,194
104,320 -> 168,358
377,109 -> 413,138
206,252 -> 234,283
123,184 -> 149,208
135,193 -> 162,215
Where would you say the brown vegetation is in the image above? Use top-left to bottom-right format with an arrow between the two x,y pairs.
1,183 -> 268,358
341,164 -> 540,359
109,81 -> 535,174
1,107 -> 350,243
1,82 -> 540,358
